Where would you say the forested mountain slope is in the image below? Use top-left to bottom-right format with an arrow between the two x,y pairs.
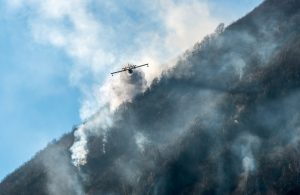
2,0 -> 300,194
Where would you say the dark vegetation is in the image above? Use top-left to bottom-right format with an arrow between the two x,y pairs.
2,0 -> 300,194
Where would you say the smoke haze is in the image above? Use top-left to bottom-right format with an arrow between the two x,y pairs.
2,0 -> 300,194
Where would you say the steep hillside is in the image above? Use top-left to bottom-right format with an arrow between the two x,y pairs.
2,0 -> 300,194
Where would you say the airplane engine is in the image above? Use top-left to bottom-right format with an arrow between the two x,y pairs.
128,69 -> 133,74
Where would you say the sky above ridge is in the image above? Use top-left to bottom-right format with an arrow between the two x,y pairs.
0,0 -> 262,181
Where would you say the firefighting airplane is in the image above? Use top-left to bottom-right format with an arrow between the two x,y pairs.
110,63 -> 149,76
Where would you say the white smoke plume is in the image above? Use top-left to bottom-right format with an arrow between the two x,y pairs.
233,133 -> 261,191
70,105 -> 113,166
135,132 -> 150,153
71,71 -> 147,166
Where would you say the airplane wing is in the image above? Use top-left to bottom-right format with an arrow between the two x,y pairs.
111,63 -> 149,76
111,69 -> 126,76
133,63 -> 149,69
